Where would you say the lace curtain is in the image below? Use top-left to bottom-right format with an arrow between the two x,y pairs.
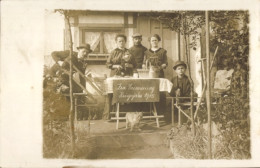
104,32 -> 117,53
84,32 -> 101,52
84,31 -> 117,54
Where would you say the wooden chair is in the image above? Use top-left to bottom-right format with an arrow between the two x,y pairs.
73,93 -> 98,121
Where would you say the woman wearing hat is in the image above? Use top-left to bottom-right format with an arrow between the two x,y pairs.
142,34 -> 168,78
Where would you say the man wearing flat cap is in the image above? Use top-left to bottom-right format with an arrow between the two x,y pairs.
129,33 -> 147,69
50,43 -> 92,93
170,60 -> 197,101
169,60 -> 198,123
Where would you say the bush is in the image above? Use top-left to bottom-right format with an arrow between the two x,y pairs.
168,96 -> 250,159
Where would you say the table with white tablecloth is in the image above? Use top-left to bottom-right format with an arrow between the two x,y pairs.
105,77 -> 173,94
104,77 -> 173,129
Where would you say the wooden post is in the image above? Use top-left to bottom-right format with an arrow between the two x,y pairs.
177,31 -> 181,60
194,46 -> 218,119
75,97 -> 78,121
176,96 -> 181,126
64,12 -> 75,153
182,13 -> 195,136
171,98 -> 174,126
205,11 -> 212,159
88,107 -> 91,134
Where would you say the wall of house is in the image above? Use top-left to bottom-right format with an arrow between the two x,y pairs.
68,12 -> 138,78
70,14 -> 181,81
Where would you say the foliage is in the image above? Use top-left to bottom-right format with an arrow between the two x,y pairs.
155,11 -> 249,64
167,124 -> 207,159
43,65 -> 72,158
171,96 -> 251,159
155,11 -> 205,51
43,122 -> 73,158
43,65 -> 102,158
209,11 -> 249,71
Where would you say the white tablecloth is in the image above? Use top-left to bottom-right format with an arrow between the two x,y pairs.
105,77 -> 173,94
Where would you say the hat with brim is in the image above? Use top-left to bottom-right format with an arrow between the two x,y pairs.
77,43 -> 92,52
132,33 -> 142,38
173,61 -> 187,70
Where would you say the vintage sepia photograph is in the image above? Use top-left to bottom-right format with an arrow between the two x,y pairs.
43,9 -> 250,159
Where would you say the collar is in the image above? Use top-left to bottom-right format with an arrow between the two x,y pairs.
149,48 -> 161,53
177,74 -> 188,80
134,44 -> 144,47
116,48 -> 127,51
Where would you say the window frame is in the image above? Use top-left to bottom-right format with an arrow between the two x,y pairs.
81,27 -> 123,52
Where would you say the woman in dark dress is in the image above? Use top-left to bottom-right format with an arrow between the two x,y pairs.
142,34 -> 168,78
142,34 -> 168,116
103,34 -> 136,120
106,34 -> 136,77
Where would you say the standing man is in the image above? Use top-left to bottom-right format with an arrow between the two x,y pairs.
128,33 -> 147,69
128,33 -> 148,112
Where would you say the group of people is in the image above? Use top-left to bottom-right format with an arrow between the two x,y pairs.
103,33 -> 193,121
103,33 -> 169,120
47,32 -> 194,122
106,32 -> 192,98
106,33 -> 168,78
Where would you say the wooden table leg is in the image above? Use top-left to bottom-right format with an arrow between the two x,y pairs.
116,103 -> 120,130
152,102 -> 160,128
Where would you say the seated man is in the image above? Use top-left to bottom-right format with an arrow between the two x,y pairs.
170,61 -> 197,101
50,44 -> 92,120
50,43 -> 92,93
169,61 -> 197,123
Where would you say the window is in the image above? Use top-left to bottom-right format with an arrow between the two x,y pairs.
82,28 -> 123,61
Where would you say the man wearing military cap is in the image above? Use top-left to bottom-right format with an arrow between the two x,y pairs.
129,33 -> 147,69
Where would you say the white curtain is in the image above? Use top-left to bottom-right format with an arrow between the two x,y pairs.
84,32 -> 101,52
104,32 -> 117,53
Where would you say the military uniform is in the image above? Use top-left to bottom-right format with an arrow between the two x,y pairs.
129,45 -> 147,69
